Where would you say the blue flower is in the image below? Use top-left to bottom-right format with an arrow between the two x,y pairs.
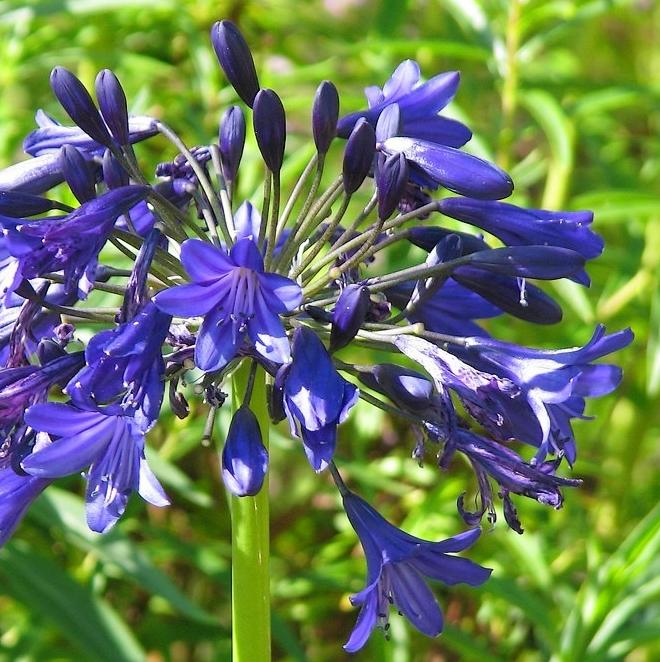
337,60 -> 472,148
342,490 -> 491,652
154,230 -> 302,372
69,301 -> 171,431
462,325 -> 634,462
276,327 -> 358,471
437,197 -> 603,286
0,185 -> 150,298
22,401 -> 169,533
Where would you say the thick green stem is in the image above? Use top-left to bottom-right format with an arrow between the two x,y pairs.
230,363 -> 271,661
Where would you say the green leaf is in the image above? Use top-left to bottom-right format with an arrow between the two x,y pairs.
0,541 -> 145,662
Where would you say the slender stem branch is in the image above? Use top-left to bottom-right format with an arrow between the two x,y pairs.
264,172 -> 281,268
258,170 -> 272,250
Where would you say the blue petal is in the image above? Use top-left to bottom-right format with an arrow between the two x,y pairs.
343,583 -> 380,653
22,416 -> 116,478
195,311 -> 242,372
24,402 -> 105,437
412,550 -> 492,587
180,238 -> 234,281
383,137 -> 513,200
230,237 -> 264,271
233,200 -> 262,241
257,272 -> 302,313
388,563 -> 444,636
154,278 -> 229,317
248,290 -> 292,365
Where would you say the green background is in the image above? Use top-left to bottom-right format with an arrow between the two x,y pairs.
0,0 -> 658,660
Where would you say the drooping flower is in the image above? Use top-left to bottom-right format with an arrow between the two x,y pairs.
440,429 -> 582,533
275,327 -> 358,471
0,185 -> 150,297
341,490 -> 491,652
461,325 -> 634,462
154,230 -> 302,372
22,401 -> 169,533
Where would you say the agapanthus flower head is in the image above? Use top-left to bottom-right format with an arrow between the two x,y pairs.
341,490 -> 491,652
0,23 -> 632,654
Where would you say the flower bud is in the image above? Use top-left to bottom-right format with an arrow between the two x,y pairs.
219,105 -> 246,183
102,149 -> 129,189
222,406 -> 269,497
342,118 -> 375,195
375,151 -> 408,220
211,20 -> 260,107
312,80 -> 339,155
60,144 -> 96,203
253,89 -> 286,173
95,69 -> 130,146
50,67 -> 113,148
330,283 -> 371,352
0,191 -> 63,217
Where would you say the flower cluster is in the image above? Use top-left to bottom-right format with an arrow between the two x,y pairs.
0,20 -> 631,652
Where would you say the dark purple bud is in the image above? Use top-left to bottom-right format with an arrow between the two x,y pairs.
50,67 -> 113,148
330,283 -> 371,352
253,89 -> 286,173
211,20 -> 260,107
342,119 -> 375,195
312,81 -> 339,155
409,226 -> 489,255
222,406 -> 269,497
219,105 -> 246,183
466,246 -> 585,280
376,151 -> 408,220
502,492 -> 523,534
102,149 -> 129,189
375,103 -> 400,143
0,191 -> 70,217
95,69 -> 130,146
60,145 -> 96,203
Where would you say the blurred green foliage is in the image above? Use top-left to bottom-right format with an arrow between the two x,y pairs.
0,0 -> 658,660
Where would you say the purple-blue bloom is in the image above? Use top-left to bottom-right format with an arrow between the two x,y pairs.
22,402 -> 169,533
337,60 -> 472,148
342,490 -> 491,652
437,197 -> 603,286
462,325 -> 634,462
276,327 -> 358,471
0,185 -> 150,297
154,234 -> 301,372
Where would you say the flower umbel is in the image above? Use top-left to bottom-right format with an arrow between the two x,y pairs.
0,20 -> 632,656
